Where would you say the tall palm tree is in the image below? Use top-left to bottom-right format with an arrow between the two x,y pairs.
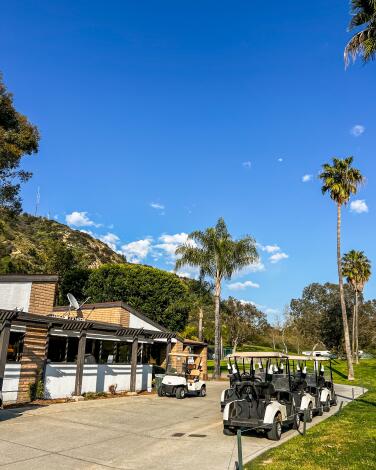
342,250 -> 371,364
344,0 -> 376,67
319,157 -> 364,380
175,218 -> 258,378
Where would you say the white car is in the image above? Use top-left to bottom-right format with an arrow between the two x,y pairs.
158,352 -> 206,399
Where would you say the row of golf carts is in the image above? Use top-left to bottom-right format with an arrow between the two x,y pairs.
221,352 -> 337,440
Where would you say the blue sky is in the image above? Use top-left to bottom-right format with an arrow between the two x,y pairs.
2,1 -> 375,320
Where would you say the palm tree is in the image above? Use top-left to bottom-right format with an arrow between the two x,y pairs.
344,0 -> 376,67
319,157 -> 364,380
342,250 -> 371,364
175,218 -> 258,378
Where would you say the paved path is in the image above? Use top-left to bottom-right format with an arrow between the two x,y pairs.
0,382 -> 365,470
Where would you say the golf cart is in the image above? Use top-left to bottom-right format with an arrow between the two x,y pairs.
291,355 -> 337,415
222,352 -> 301,440
158,352 -> 206,399
220,353 -> 266,412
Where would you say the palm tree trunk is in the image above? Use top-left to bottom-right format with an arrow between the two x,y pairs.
198,307 -> 203,342
355,290 -> 359,365
213,278 -> 221,379
337,203 -> 355,380
352,303 -> 356,361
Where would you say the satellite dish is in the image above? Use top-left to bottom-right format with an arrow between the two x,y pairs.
67,293 -> 80,310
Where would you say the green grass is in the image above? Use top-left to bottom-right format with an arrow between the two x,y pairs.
245,359 -> 376,470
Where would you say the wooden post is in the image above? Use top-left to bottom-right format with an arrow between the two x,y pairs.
0,321 -> 11,395
236,429 -> 243,470
130,337 -> 139,393
165,339 -> 172,370
74,331 -> 87,396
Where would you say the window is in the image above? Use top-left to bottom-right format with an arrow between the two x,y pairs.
47,336 -> 67,362
141,343 -> 163,365
85,339 -> 118,364
116,342 -> 131,364
7,332 -> 24,362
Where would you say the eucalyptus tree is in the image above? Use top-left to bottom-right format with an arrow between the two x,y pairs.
175,218 -> 258,378
342,250 -> 371,363
319,157 -> 364,380
344,0 -> 376,66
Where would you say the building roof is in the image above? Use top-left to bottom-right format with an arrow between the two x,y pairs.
53,301 -> 168,333
0,274 -> 58,283
183,339 -> 207,347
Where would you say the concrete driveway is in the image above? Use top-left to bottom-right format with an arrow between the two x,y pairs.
0,382 -> 365,470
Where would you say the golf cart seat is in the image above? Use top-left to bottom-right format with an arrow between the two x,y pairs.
188,369 -> 201,383
254,382 -> 276,400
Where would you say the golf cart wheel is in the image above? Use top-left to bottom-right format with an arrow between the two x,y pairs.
176,387 -> 186,399
158,385 -> 166,397
199,386 -> 206,397
323,396 -> 331,412
223,426 -> 236,436
292,413 -> 301,430
306,403 -> 313,423
267,413 -> 282,441
332,393 -> 338,407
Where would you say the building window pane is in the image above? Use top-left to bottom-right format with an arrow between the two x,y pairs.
7,332 -> 25,362
47,336 -> 67,362
66,337 -> 79,363
117,342 -> 131,364
100,341 -> 114,364
85,339 -> 100,364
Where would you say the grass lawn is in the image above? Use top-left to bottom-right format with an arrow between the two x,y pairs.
245,359 -> 376,470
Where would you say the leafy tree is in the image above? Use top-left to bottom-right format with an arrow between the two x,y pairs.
84,263 -> 191,331
319,157 -> 363,380
175,217 -> 258,378
222,297 -> 266,352
344,0 -> 376,66
57,268 -> 91,306
184,276 -> 213,341
0,74 -> 39,214
342,250 -> 372,363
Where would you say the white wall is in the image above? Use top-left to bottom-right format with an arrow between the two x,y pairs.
2,363 -> 21,403
0,282 -> 31,311
129,313 -> 160,331
44,363 -> 152,399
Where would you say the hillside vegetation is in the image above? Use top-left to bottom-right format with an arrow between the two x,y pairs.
0,212 -> 126,274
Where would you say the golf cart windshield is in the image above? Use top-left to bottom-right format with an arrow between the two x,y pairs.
166,353 -> 201,376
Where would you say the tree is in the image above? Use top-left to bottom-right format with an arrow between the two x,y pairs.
175,217 -> 258,378
342,250 -> 371,363
319,157 -> 363,379
344,0 -> 376,67
85,263 -> 191,331
185,276 -> 213,341
222,297 -> 266,353
0,74 -> 39,214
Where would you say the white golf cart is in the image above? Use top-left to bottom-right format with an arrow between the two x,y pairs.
291,355 -> 337,416
223,352 -> 301,440
158,352 -> 206,399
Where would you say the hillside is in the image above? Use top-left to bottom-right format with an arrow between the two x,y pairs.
0,212 -> 126,274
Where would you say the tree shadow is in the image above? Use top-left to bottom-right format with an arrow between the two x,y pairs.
331,366 -> 347,380
0,404 -> 45,423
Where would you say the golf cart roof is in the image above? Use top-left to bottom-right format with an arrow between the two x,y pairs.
289,354 -> 329,361
168,352 -> 200,358
227,352 -> 288,359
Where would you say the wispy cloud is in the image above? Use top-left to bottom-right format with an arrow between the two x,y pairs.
302,174 -> 312,183
350,199 -> 368,214
277,158 -> 283,162
150,202 -> 165,210
228,280 -> 260,290
99,232 -> 120,251
242,161 -> 252,169
66,211 -> 101,228
120,238 -> 153,263
269,252 -> 289,263
350,125 -> 365,137
258,244 -> 280,254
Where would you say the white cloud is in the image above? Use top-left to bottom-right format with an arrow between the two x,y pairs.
302,174 -> 313,183
269,252 -> 289,263
242,161 -> 251,169
66,211 -> 101,228
150,202 -> 165,210
277,158 -> 283,162
350,125 -> 365,137
99,232 -> 120,250
120,238 -> 153,263
265,307 -> 280,315
258,244 -> 280,253
228,280 -> 260,290
155,232 -> 191,257
350,199 -> 368,214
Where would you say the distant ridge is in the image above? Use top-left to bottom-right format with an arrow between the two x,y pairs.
0,212 -> 126,274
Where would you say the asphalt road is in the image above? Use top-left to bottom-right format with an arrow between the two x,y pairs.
0,382 -> 365,469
